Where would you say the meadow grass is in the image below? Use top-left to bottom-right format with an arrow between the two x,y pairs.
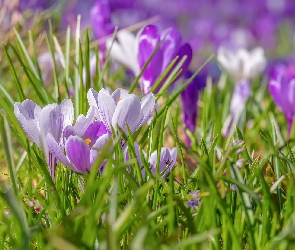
0,17 -> 295,250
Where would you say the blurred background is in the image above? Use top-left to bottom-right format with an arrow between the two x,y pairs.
2,0 -> 295,61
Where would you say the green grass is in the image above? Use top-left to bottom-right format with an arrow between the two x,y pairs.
1,15 -> 295,250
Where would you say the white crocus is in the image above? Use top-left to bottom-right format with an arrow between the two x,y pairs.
106,29 -> 139,76
217,46 -> 267,81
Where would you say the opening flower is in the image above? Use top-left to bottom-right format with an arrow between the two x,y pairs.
149,147 -> 178,178
269,63 -> 295,137
137,25 -> 192,95
14,99 -> 74,180
87,88 -> 155,135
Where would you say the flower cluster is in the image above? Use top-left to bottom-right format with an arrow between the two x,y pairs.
15,88 -> 179,181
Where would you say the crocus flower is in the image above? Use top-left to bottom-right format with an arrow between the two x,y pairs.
269,63 -> 295,137
222,79 -> 251,137
87,88 -> 156,135
149,147 -> 177,178
217,46 -> 266,81
90,0 -> 115,54
106,29 -> 139,76
181,71 -> 207,147
137,25 -> 192,95
47,116 -> 110,173
186,190 -> 201,210
14,99 -> 74,180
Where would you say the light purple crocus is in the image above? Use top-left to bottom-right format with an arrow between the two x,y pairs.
87,88 -> 156,135
181,71 -> 207,147
14,99 -> 74,180
47,113 -> 110,173
187,190 -> 201,210
222,79 -> 251,137
137,25 -> 192,95
149,147 -> 178,178
269,63 -> 295,137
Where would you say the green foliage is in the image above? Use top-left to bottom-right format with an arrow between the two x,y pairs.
1,15 -> 295,250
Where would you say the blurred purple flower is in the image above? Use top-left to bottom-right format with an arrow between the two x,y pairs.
187,190 -> 201,210
149,147 -> 177,178
137,25 -> 192,95
38,52 -> 62,85
14,99 -> 74,180
222,79 -> 251,137
87,88 -> 155,134
90,0 -> 115,53
181,71 -> 207,147
269,63 -> 295,137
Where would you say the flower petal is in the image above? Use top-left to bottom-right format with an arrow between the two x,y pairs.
137,25 -> 163,95
65,136 -> 91,173
47,133 -> 75,171
161,27 -> 182,70
59,99 -> 74,130
92,133 -> 111,150
14,101 -> 42,147
135,93 -> 156,130
111,88 -> 130,103
112,94 -> 141,133
84,121 -> 108,147
73,106 -> 96,137
88,88 -> 116,133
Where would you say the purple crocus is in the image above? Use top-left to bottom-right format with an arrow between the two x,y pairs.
14,99 -> 74,180
47,116 -> 110,173
181,71 -> 207,147
222,79 -> 251,137
87,88 -> 156,135
149,147 -> 178,178
90,0 -> 115,54
187,190 -> 201,210
269,63 -> 295,137
137,25 -> 192,95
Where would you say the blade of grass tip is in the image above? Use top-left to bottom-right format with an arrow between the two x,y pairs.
8,41 -> 52,104
65,26 -> 72,97
14,28 -> 40,80
75,15 -> 81,119
236,126 -> 253,164
94,44 -> 100,90
129,32 -> 169,94
171,118 -> 186,184
1,116 -> 18,195
149,56 -> 179,93
45,26 -> 60,102
28,31 -> 45,86
156,55 -> 188,96
2,44 -> 25,101
78,42 -> 85,115
153,107 -> 168,210
157,54 -> 214,117
84,28 -> 91,92
53,36 -> 66,69
99,27 -> 118,88
0,84 -> 14,105
271,123 -> 283,213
